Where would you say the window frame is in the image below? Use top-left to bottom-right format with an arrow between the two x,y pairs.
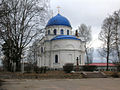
48,30 -> 50,35
41,47 -> 43,53
55,55 -> 58,63
53,29 -> 57,35
67,30 -> 69,35
60,29 -> 64,35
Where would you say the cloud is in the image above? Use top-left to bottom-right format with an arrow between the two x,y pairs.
50,0 -> 120,42
50,0 -> 120,62
51,0 -> 120,28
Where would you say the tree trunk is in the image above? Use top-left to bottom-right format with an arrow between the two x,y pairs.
106,28 -> 111,71
13,62 -> 16,72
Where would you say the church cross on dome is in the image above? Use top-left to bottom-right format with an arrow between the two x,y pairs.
57,6 -> 60,13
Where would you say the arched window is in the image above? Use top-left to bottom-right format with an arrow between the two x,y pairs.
67,30 -> 69,35
41,47 -> 43,53
53,29 -> 57,35
60,29 -> 64,35
55,55 -> 58,63
48,30 -> 50,35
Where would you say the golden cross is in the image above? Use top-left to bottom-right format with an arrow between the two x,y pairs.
57,6 -> 60,13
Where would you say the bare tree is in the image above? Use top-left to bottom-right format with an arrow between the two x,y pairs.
77,24 -> 92,64
26,39 -> 41,72
87,47 -> 94,64
27,40 -> 40,64
99,16 -> 115,71
112,10 -> 120,63
0,0 -> 50,71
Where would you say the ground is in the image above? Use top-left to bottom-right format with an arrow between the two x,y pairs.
1,78 -> 120,90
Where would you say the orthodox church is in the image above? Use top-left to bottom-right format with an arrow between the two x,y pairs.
37,12 -> 85,69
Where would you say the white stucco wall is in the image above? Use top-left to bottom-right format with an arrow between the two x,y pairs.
45,25 -> 72,41
37,25 -> 85,69
50,39 -> 85,68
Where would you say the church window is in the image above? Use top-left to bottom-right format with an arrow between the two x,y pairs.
55,55 -> 58,63
67,30 -> 69,35
41,47 -> 43,53
53,29 -> 57,35
48,30 -> 50,35
60,29 -> 64,35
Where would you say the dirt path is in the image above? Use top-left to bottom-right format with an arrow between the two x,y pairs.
1,78 -> 120,90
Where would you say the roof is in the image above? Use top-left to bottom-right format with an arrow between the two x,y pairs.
88,63 -> 116,66
46,13 -> 71,27
51,35 -> 80,41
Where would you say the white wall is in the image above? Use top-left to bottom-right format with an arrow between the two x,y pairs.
37,25 -> 85,68
49,39 -> 85,68
45,25 -> 72,36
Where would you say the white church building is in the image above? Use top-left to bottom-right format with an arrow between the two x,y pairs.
37,13 -> 85,69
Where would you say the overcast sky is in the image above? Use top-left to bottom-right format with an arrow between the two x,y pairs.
50,0 -> 120,48
1,0 -> 120,65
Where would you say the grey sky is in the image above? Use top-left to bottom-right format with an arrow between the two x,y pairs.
0,0 -> 120,65
50,0 -> 120,48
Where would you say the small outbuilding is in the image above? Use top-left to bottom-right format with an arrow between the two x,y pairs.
88,63 -> 117,71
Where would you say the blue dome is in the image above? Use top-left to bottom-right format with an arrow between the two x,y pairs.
51,35 -> 80,41
46,14 -> 71,27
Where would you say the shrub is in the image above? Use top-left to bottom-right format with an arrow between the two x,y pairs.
82,65 -> 97,71
40,66 -> 47,73
34,66 -> 40,73
63,63 -> 74,73
117,65 -> 120,72
112,72 -> 119,78
34,66 -> 47,73
25,64 -> 33,73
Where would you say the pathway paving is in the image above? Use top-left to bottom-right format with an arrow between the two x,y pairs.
1,78 -> 120,90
